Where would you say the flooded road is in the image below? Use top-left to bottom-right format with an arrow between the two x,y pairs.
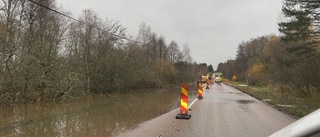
116,83 -> 296,137
0,84 -> 198,137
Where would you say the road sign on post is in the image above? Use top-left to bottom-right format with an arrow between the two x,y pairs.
176,85 -> 191,119
232,75 -> 237,85
232,75 -> 237,81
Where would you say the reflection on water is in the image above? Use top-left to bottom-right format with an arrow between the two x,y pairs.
0,84 -> 198,137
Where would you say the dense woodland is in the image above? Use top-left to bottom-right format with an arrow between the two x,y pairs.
217,0 -> 320,97
0,0 -> 210,105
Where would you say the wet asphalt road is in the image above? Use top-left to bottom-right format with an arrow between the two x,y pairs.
115,83 -> 296,137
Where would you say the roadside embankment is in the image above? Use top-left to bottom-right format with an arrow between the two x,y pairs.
227,81 -> 320,118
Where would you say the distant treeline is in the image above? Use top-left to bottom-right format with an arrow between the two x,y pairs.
0,0 -> 210,104
217,0 -> 320,97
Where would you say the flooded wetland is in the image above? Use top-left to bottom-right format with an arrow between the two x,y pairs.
0,86 -> 198,137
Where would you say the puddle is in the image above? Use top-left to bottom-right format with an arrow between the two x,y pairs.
237,100 -> 255,104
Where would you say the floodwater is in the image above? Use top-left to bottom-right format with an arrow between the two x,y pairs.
0,84 -> 198,137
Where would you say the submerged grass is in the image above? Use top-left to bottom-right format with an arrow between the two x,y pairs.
231,81 -> 320,118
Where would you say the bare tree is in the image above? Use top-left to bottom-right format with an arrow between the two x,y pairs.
0,0 -> 24,103
181,43 -> 192,63
167,41 -> 180,64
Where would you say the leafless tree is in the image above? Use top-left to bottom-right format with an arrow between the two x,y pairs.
167,41 -> 180,64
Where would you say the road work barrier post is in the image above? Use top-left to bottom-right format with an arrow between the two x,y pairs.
176,85 -> 191,119
197,82 -> 203,100
206,81 -> 209,89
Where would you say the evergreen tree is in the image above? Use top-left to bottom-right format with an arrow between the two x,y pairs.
278,0 -> 320,95
278,0 -> 320,56
207,64 -> 214,73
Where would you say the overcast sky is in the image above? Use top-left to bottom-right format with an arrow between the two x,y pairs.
56,0 -> 283,69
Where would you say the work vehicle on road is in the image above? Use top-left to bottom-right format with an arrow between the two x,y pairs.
215,76 -> 222,83
213,72 -> 223,83
202,75 -> 208,83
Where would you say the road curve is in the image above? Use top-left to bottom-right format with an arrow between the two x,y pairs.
114,83 -> 296,137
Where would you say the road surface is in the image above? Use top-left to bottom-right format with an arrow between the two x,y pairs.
114,83 -> 296,137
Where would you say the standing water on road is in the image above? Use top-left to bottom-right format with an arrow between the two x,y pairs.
0,85 -> 197,137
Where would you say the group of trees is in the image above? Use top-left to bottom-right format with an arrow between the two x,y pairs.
0,0 -> 208,105
217,0 -> 320,97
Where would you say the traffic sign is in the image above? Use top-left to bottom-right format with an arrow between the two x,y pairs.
232,75 -> 237,81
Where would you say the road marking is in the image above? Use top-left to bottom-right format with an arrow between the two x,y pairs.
188,98 -> 198,109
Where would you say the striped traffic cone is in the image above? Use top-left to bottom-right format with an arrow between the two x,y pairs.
176,85 -> 191,119
197,82 -> 203,100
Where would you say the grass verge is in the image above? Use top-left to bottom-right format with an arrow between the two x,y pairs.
229,81 -> 320,118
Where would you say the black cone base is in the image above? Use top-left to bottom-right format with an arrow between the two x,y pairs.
176,114 -> 191,119
197,96 -> 203,100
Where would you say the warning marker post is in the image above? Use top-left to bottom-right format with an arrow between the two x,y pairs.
197,82 -> 203,100
176,85 -> 191,119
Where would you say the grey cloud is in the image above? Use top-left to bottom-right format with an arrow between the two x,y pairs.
57,0 -> 282,68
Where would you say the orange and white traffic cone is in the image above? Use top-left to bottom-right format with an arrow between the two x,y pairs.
206,81 -> 209,89
176,85 -> 191,119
